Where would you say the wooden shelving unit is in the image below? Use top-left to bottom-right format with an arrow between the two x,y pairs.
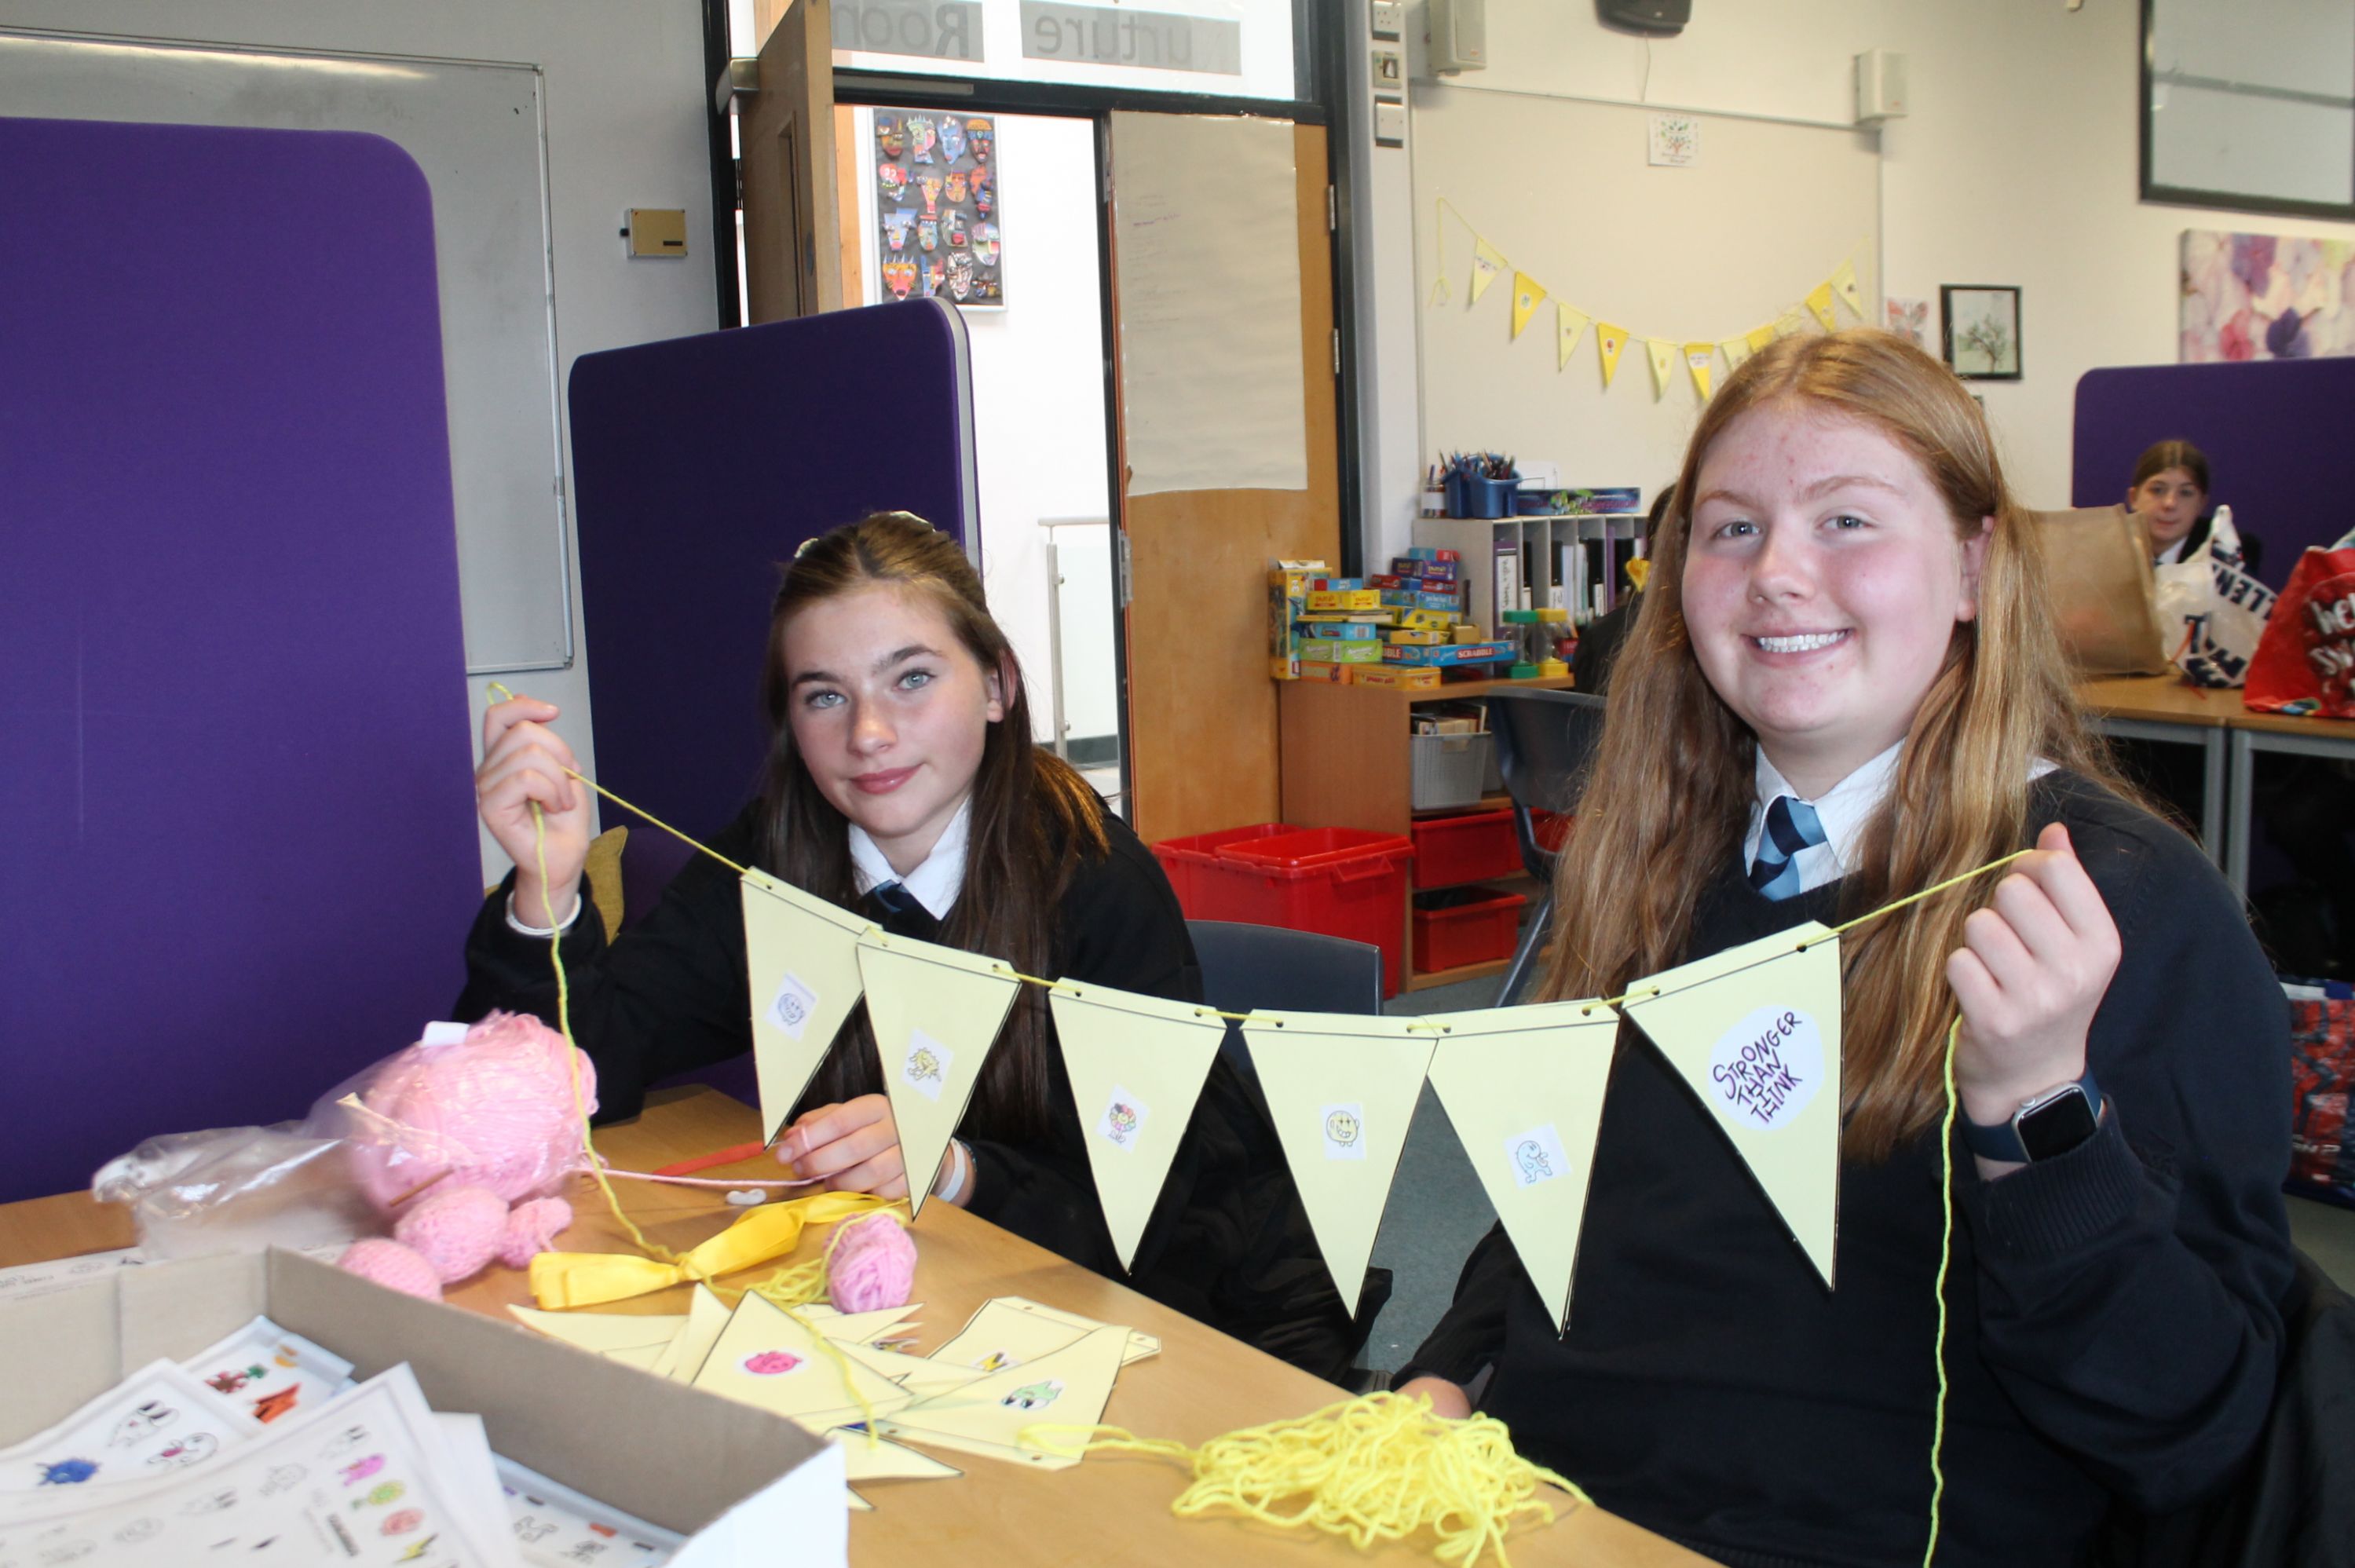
1278,676 -> 1567,994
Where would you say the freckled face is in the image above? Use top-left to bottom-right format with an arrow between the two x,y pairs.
2126,466 -> 2207,554
781,584 -> 1006,875
1681,404 -> 1987,797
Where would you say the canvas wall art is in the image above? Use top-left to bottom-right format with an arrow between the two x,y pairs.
2181,229 -> 2355,361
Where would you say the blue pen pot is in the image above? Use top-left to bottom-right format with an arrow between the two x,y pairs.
1469,477 -> 1516,519
1444,470 -> 1470,517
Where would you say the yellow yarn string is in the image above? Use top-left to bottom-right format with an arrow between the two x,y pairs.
1024,1391 -> 1588,1568
1924,1016 -> 1962,1567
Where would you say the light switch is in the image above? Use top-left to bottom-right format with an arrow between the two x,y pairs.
623,208 -> 689,258
1371,0 -> 1404,40
1375,101 -> 1407,147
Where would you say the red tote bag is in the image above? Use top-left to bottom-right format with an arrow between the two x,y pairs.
2243,528 -> 2355,717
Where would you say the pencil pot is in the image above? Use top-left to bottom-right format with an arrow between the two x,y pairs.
1204,828 -> 1417,996
1443,469 -> 1469,518
1468,477 -> 1516,520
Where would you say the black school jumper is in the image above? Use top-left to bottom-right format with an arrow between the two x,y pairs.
1402,773 -> 2295,1567
459,799 -> 1359,1379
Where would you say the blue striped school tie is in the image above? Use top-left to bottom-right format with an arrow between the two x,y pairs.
1749,795 -> 1827,901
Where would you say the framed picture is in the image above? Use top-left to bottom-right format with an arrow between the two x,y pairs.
1940,286 -> 2021,380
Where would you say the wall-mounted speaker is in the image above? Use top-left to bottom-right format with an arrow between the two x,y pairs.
1597,0 -> 1689,38
1428,0 -> 1487,73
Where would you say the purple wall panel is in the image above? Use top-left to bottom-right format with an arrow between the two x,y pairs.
566,302 -> 976,894
2072,358 -> 2355,590
0,119 -> 481,1202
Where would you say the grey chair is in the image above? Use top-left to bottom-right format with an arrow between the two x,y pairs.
1483,689 -> 1609,1006
1187,919 -> 1384,1083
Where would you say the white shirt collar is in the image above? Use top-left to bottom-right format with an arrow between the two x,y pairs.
847,797 -> 971,920
1742,742 -> 1903,895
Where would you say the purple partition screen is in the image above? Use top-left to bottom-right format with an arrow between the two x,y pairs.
0,119 -> 481,1203
2072,358 -> 2355,590
567,302 -> 977,911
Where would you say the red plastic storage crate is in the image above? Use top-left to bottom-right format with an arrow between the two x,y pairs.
1203,828 -> 1417,996
1412,884 -> 1528,974
1150,823 -> 1296,920
1411,808 -> 1520,887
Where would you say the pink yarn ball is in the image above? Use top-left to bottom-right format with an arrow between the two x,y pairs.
828,1213 -> 917,1312
498,1197 -> 574,1268
392,1184 -> 509,1283
338,1238 -> 444,1302
349,1012 -> 596,1212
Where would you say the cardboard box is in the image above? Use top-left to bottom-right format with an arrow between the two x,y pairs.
0,1250 -> 846,1567
1354,664 -> 1443,689
1306,588 -> 1383,612
1386,641 -> 1512,667
1379,589 -> 1462,612
1297,658 -> 1354,683
1399,609 -> 1459,631
1388,628 -> 1447,645
1268,559 -> 1329,680
1301,639 -> 1385,664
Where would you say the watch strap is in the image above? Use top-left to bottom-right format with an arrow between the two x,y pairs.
1960,1070 -> 2104,1164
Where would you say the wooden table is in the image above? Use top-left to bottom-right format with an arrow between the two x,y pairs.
0,1087 -> 1707,1568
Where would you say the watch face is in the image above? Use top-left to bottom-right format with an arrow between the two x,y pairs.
2018,1086 -> 2099,1161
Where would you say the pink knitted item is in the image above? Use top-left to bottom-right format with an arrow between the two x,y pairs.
337,1237 -> 444,1302
828,1212 -> 917,1311
498,1197 -> 574,1268
392,1184 -> 510,1283
348,1011 -> 597,1211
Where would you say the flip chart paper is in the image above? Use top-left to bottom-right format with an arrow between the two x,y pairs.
1424,1000 -> 1621,1332
881,1325 -> 1128,1469
1241,1013 -> 1438,1316
742,869 -> 876,1143
1620,924 -> 1845,1287
1048,982 -> 1225,1270
857,933 -> 1022,1219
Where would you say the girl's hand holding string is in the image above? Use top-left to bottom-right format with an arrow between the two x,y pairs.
476,694 -> 592,929
777,1095 -> 978,1208
1945,823 -> 2123,1178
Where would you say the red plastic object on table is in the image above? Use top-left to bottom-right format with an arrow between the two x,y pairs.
1150,823 -> 1297,920
1201,828 -> 1418,996
1412,884 -> 1528,973
1410,808 -> 1520,887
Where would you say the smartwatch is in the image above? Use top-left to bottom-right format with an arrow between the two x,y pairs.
1961,1071 -> 2104,1164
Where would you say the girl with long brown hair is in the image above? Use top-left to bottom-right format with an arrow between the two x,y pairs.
1397,332 -> 2293,1565
462,512 -> 1357,1374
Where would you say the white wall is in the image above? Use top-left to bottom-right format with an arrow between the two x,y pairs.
2,0 -> 721,879
1351,0 -> 2355,567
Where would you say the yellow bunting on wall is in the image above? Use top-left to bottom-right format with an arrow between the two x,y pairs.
1684,342 -> 1717,400
1774,312 -> 1808,340
1746,323 -> 1777,354
741,868 -> 873,1144
1242,1013 -> 1439,1316
1556,304 -> 1590,371
1469,238 -> 1508,305
1805,281 -> 1838,332
1424,1003 -> 1621,1333
1048,982 -> 1226,1272
1508,271 -> 1547,341
1595,322 -> 1629,387
1721,334 -> 1755,373
1618,926 -> 1846,1288
1644,338 -> 1678,400
1831,258 -> 1865,320
858,932 -> 1024,1219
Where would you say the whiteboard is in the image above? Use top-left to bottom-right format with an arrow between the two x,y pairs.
0,27 -> 570,673
1412,86 -> 1881,496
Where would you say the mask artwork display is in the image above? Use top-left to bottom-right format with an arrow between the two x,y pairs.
868,109 -> 1003,309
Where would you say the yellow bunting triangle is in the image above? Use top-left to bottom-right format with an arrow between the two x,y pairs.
1469,238 -> 1507,305
1746,323 -> 1776,354
742,868 -> 874,1144
879,1325 -> 1128,1470
693,1289 -> 916,1427
1556,304 -> 1590,370
1774,312 -> 1808,340
1508,272 -> 1547,340
1596,322 -> 1629,387
1684,342 -> 1717,400
1241,1013 -> 1439,1316
1831,259 -> 1865,319
1424,1002 -> 1619,1332
857,933 -> 1024,1219
1618,924 -> 1845,1288
1048,981 -> 1226,1271
653,1284 -> 731,1382
1805,281 -> 1838,332
1644,338 -> 1678,400
1721,334 -> 1755,374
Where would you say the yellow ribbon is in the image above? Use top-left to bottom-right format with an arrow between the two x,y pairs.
528,1190 -> 891,1309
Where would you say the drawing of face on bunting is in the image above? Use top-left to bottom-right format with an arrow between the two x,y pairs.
1619,925 -> 1845,1287
1240,1014 -> 1439,1315
855,932 -> 1022,1217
